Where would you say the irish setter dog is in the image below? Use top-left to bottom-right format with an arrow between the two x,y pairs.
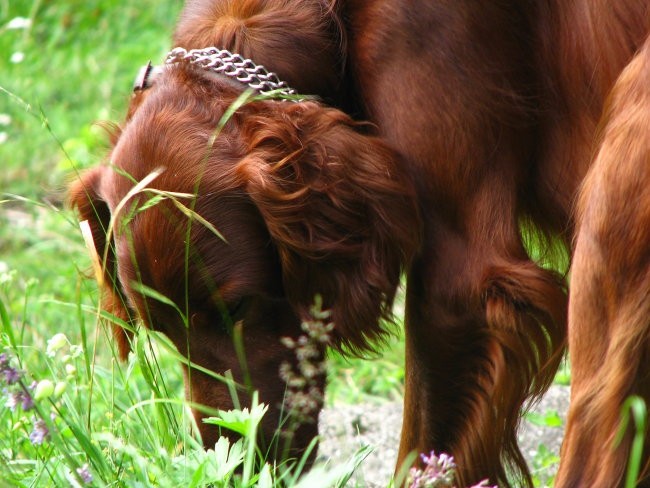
69,0 -> 650,486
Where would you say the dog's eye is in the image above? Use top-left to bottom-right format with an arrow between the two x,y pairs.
215,297 -> 250,337
228,297 -> 250,320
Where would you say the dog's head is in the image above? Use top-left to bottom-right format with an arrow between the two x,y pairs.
69,0 -> 419,459
70,62 -> 420,455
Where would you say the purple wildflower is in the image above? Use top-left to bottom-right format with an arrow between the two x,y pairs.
3,388 -> 34,412
20,390 -> 34,411
76,463 -> 93,484
2,364 -> 21,385
4,389 -> 20,411
408,451 -> 498,488
29,418 -> 49,445
0,353 -> 22,385
408,451 -> 457,488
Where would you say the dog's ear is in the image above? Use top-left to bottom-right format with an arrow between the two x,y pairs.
235,102 -> 421,352
128,63 -> 163,120
68,167 -> 133,359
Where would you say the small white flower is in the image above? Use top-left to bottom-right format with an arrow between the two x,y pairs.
46,333 -> 68,357
33,379 -> 55,401
69,345 -> 83,359
0,132 -> 7,145
54,381 -> 67,398
0,114 -> 11,126
10,52 -> 25,64
7,17 -> 32,30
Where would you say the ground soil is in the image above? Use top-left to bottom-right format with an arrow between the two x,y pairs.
319,385 -> 570,486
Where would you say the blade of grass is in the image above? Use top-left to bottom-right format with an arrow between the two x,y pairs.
0,296 -> 17,349
233,321 -> 254,395
242,391 -> 261,487
129,282 -> 186,322
616,395 -> 647,488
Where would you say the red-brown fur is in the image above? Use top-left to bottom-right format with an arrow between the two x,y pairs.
552,18 -> 650,488
68,0 -> 650,486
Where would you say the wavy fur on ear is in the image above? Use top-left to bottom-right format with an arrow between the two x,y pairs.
68,167 -> 133,360
233,101 -> 420,352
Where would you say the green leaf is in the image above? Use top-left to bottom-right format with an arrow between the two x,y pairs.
616,395 -> 647,488
212,436 -> 245,480
524,410 -> 563,428
187,461 -> 207,488
130,281 -> 185,321
136,194 -> 167,214
0,296 -> 16,349
170,198 -> 227,243
203,402 -> 268,437
255,463 -> 273,488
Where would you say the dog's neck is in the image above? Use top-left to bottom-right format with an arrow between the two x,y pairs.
165,47 -> 299,99
132,47 -> 302,103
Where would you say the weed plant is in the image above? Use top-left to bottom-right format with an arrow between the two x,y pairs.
0,273 -> 372,486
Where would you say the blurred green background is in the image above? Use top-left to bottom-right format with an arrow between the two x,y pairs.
0,0 -> 182,364
1,0 -> 181,199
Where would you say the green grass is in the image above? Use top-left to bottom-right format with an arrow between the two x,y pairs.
0,0 -> 182,199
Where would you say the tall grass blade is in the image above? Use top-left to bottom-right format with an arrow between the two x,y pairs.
170,197 -> 227,243
0,296 -> 16,349
242,391 -> 261,487
130,282 -> 186,321
233,321 -> 253,394
616,395 -> 647,488
334,444 -> 373,487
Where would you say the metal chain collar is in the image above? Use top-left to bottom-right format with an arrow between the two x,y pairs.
165,47 -> 298,99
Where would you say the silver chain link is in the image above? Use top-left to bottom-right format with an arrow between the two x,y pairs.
165,47 -> 298,99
